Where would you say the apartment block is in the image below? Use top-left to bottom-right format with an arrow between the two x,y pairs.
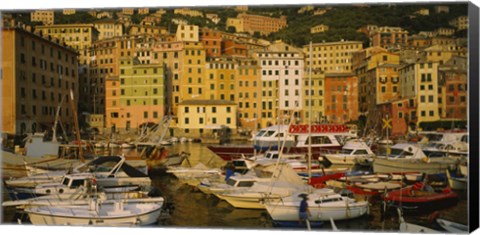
35,24 -> 99,65
305,40 -> 363,73
310,24 -> 329,34
174,8 -> 203,17
399,59 -> 441,127
176,100 -> 236,137
94,19 -> 124,40
205,57 -> 237,103
176,24 -> 199,42
371,27 -> 409,50
222,39 -> 248,58
449,16 -> 468,31
153,41 -> 206,119
30,10 -> 54,25
200,29 -> 222,58
435,27 -> 455,36
129,25 -> 168,36
302,69 -> 325,123
1,27 -> 79,135
106,57 -> 165,132
227,13 -> 287,36
63,9 -> 76,15
324,73 -> 359,124
122,8 -> 135,15
256,41 -> 304,125
438,56 -> 467,120
138,8 -> 150,15
236,58 -> 261,130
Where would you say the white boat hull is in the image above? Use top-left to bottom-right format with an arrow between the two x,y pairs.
373,158 -> 456,174
26,203 -> 162,226
265,202 -> 368,221
323,155 -> 356,165
221,193 -> 281,209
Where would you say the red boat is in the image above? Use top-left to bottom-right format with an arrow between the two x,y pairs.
382,182 -> 458,212
207,124 -> 356,161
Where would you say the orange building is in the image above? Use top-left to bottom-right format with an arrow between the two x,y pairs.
1,27 -> 79,135
236,58 -> 261,130
438,56 -> 467,120
324,73 -> 359,124
230,13 -> 287,36
222,39 -> 248,58
371,27 -> 409,50
200,29 -> 222,58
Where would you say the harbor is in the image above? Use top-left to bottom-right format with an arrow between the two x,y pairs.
1,136 -> 469,232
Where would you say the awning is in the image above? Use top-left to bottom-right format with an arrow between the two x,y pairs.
204,125 -> 222,130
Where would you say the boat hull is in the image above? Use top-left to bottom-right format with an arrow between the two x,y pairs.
26,204 -> 162,226
383,187 -> 458,212
373,158 -> 456,174
207,145 -> 343,161
265,202 -> 369,222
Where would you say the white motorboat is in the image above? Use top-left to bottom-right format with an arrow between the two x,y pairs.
233,150 -> 321,173
219,181 -> 315,209
321,140 -> 375,166
197,172 -> 269,195
26,200 -> 162,226
264,190 -> 368,222
446,170 -> 467,190
167,163 -> 222,179
436,218 -> 468,233
372,143 -> 458,174
3,186 -> 164,210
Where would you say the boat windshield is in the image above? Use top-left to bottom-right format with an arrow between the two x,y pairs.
226,178 -> 237,186
62,178 -> 70,186
263,130 -> 276,137
256,130 -> 266,137
341,149 -> 354,154
390,148 -> 414,157
353,149 -> 369,155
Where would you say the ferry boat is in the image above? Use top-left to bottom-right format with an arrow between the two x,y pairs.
207,124 -> 356,161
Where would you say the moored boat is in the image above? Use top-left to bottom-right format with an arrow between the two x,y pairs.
208,124 -> 356,161
25,200 -> 162,226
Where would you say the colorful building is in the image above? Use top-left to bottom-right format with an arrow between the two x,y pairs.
93,19 -> 124,40
304,40 -> 363,74
1,26 -> 79,135
200,28 -> 222,58
301,68 -> 325,123
176,100 -> 237,137
227,13 -> 287,36
30,10 -> 54,25
371,27 -> 409,50
236,58 -> 261,130
324,73 -> 359,124
107,57 -> 165,132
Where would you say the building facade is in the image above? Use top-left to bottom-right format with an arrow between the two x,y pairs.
305,40 -> 363,73
1,27 -> 79,135
30,10 -> 54,25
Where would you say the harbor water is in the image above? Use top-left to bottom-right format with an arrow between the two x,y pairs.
1,142 -> 468,232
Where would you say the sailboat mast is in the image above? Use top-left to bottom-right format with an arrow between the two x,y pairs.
308,41 -> 312,182
70,89 -> 84,162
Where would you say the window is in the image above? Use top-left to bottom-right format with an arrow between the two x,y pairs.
227,117 -> 231,124
428,95 -> 434,103
144,111 -> 148,118
212,117 -> 217,124
226,107 -> 231,113
185,107 -> 189,113
185,118 -> 189,124
420,96 -> 425,103
212,107 -> 217,113
429,110 -> 434,116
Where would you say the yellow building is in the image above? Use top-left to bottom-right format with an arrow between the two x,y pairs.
302,68 -> 325,123
35,24 -> 99,65
399,58 -> 441,126
174,8 -> 203,17
107,57 -> 165,132
176,100 -> 237,137
422,44 -> 467,64
62,9 -> 76,15
30,10 -> 54,25
205,57 -> 237,102
1,26 -> 79,135
236,58 -> 261,130
176,24 -> 199,42
129,24 -> 168,36
305,40 -> 363,73
153,41 -> 206,120
449,16 -> 468,31
227,13 -> 287,36
94,19 -> 124,40
138,8 -> 150,15
310,24 -> 329,34
122,8 -> 135,15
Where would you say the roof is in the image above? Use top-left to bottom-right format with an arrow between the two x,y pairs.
178,100 -> 237,106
